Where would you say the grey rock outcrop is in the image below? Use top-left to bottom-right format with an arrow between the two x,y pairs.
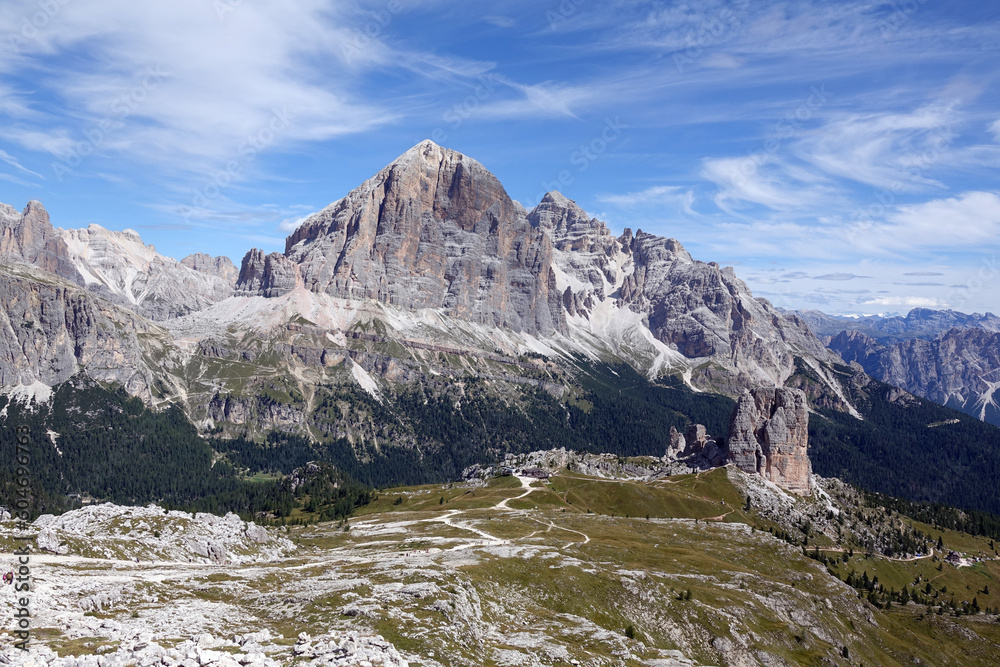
664,424 -> 727,467
236,248 -> 300,297
181,252 -> 239,286
667,426 -> 686,458
616,231 -> 837,391
0,264 -> 162,397
241,140 -> 563,335
0,201 -> 84,284
2,201 -> 234,321
727,387 -> 812,494
61,224 -> 235,320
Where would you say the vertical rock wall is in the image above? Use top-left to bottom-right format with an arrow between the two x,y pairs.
727,387 -> 812,494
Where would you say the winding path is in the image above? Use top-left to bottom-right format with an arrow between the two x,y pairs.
496,475 -> 538,509
412,474 -> 593,550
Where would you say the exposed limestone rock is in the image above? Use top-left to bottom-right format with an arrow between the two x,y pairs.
207,393 -> 304,428
236,249 -> 299,297
2,202 -> 234,321
667,426 -> 686,458
181,252 -> 240,286
30,502 -> 294,564
727,387 -> 812,494
684,424 -> 709,455
233,140 -> 840,391
0,201 -> 83,284
0,265 -> 162,398
0,143 -> 856,428
242,140 -> 564,334
61,223 -> 235,320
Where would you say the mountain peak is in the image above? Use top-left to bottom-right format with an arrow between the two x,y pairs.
388,139 -> 473,173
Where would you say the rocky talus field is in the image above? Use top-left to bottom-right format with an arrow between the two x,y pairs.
2,458 -> 1000,666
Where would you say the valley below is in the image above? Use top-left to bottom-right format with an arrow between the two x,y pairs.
3,462 -> 1000,666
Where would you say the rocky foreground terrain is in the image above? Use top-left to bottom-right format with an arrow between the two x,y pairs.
2,459 -> 999,666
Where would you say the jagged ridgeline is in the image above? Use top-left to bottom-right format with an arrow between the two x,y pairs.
2,140 -> 1000,521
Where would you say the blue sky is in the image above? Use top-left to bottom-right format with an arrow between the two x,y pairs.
1,0 -> 999,315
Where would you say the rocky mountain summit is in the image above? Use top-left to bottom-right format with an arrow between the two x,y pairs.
0,141 -> 858,455
8,140 -> 997,520
0,142 -> 852,430
236,140 -> 838,391
1,201 -> 236,321
58,221 -> 235,320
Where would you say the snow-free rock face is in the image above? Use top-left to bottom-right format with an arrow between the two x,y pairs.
180,252 -> 240,286
0,265 -> 162,396
30,503 -> 294,564
241,140 -> 564,334
1,201 -> 235,321
727,387 -> 812,494
0,201 -> 84,284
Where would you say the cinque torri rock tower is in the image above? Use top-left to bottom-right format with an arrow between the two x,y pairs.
727,387 -> 812,494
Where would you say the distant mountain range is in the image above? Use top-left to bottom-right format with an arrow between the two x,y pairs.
791,307 -> 1000,344
784,308 -> 1000,428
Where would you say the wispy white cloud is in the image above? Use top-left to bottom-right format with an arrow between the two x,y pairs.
0,128 -> 75,157
483,15 -> 515,28
0,0 -> 396,173
863,191 -> 1000,250
598,185 -> 692,207
813,273 -> 872,281
0,148 -> 41,178
795,103 -> 958,190
476,81 -> 592,119
0,172 -> 37,186
862,295 -> 948,308
700,156 -> 834,213
278,215 -> 310,233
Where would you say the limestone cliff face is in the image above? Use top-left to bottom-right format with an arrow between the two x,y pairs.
235,140 -> 840,391
180,253 -> 239,287
727,387 -> 811,494
60,224 -> 235,320
0,264 -> 162,399
0,201 -> 84,284
2,202 -> 235,321
240,140 -> 564,334
618,232 -> 835,390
